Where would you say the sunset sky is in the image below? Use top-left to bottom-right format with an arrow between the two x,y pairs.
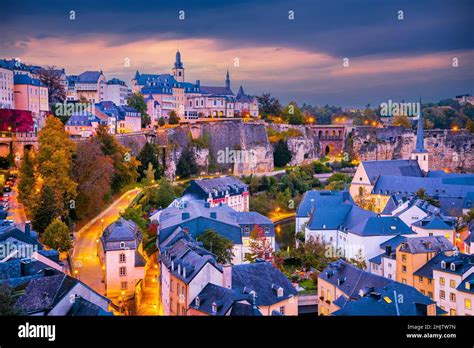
1,0 -> 473,107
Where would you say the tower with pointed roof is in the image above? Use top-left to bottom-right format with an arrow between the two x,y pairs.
411,99 -> 429,173
225,69 -> 230,90
172,50 -> 185,82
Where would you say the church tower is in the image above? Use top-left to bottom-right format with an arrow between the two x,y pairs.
411,99 -> 429,173
172,50 -> 185,82
225,69 -> 230,90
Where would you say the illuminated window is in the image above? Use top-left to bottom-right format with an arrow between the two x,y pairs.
465,299 -> 472,310
440,277 -> 445,286
450,309 -> 456,316
450,280 -> 456,288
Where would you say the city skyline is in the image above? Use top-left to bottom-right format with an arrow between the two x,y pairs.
1,0 -> 473,108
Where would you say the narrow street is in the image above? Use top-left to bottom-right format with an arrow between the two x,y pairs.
71,188 -> 142,297
10,185 -> 27,229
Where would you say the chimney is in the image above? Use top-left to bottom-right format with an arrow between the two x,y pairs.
210,212 -> 217,219
223,265 -> 232,289
182,212 -> 190,220
385,245 -> 392,256
25,221 -> 31,237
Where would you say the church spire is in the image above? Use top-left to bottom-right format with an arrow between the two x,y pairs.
225,69 -> 230,89
414,97 -> 426,153
174,50 -> 183,69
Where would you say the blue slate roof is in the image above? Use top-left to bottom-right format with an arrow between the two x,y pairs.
432,253 -> 474,275
308,204 -> 352,230
107,78 -> 126,86
200,85 -> 233,96
414,105 -> 426,153
189,283 -> 259,316
0,225 -> 42,248
399,236 -> 454,254
463,191 -> 474,210
412,215 -> 455,230
296,190 -> 352,218
362,160 -> 423,184
413,253 -> 452,279
185,176 -> 248,200
380,235 -> 407,250
67,297 -> 113,316
235,86 -> 254,103
368,253 -> 383,265
457,273 -> 474,295
332,282 -> 439,316
65,113 -> 104,127
13,74 -> 44,87
101,218 -> 142,252
232,261 -> 297,307
77,71 -> 103,83
95,101 -> 140,121
319,259 -> 392,299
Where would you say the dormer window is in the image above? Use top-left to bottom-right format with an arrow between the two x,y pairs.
178,264 -> 181,274
277,287 -> 284,297
195,296 -> 200,307
450,263 -> 456,271
441,261 -> 446,269
466,282 -> 471,290
120,241 -> 125,249
211,302 -> 217,314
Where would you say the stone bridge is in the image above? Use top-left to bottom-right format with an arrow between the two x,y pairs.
0,132 -> 38,160
308,125 -> 347,156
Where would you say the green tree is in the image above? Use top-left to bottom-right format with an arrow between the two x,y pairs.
17,149 -> 36,210
273,139 -> 292,167
137,142 -> 161,180
121,206 -> 148,232
143,162 -> 155,185
176,147 -> 198,179
349,248 -> 367,270
416,188 -> 440,207
37,116 -> 77,216
154,178 -> 176,209
158,117 -> 166,127
257,93 -> 282,119
197,229 -> 235,264
127,93 -> 150,128
0,283 -> 23,316
42,218 -> 72,252
31,184 -> 62,233
283,102 -> 305,125
168,110 -> 180,125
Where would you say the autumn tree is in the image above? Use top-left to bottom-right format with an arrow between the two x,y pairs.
95,125 -> 139,193
392,114 -> 411,128
72,140 -> 114,220
197,229 -> 234,264
17,149 -> 36,211
42,218 -> 72,252
244,225 -> 273,263
168,110 -> 180,125
37,116 -> 77,217
349,248 -> 367,270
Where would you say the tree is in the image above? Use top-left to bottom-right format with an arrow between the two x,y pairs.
154,178 -> 176,208
31,185 -> 61,233
325,173 -> 351,190
37,116 -> 77,216
127,93 -> 150,128
72,140 -> 114,220
137,142 -> 161,180
17,149 -> 36,210
273,139 -> 292,167
38,66 -> 66,103
121,206 -> 148,232
463,208 -> 474,223
349,248 -> 367,270
257,93 -> 282,119
416,188 -> 440,207
42,218 -> 72,252
143,162 -> 155,185
283,102 -> 305,125
176,147 -> 198,179
168,110 -> 180,125
0,283 -> 22,316
158,117 -> 166,127
392,114 -> 411,128
197,229 -> 234,264
244,225 -> 273,262
95,125 -> 140,193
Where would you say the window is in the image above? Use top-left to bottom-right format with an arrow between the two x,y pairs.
211,302 -> 217,314
428,278 -> 433,285
402,265 -> 407,273
321,306 -> 325,315
277,287 -> 284,297
119,253 -> 126,263
440,277 -> 445,286
279,306 -> 285,315
440,290 -> 445,299
119,267 -> 126,277
465,299 -> 472,310
428,291 -> 433,299
402,255 -> 406,262
170,299 -> 174,312
418,276 -> 423,283
450,280 -> 456,288
177,283 -> 180,294
420,289 -> 425,295
450,293 -> 456,302
121,281 -> 127,290
450,309 -> 456,316
170,279 -> 173,293
402,278 -> 407,284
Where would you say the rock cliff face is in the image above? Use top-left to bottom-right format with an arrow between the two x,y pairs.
154,120 -> 274,179
351,126 -> 474,172
267,124 -> 320,166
